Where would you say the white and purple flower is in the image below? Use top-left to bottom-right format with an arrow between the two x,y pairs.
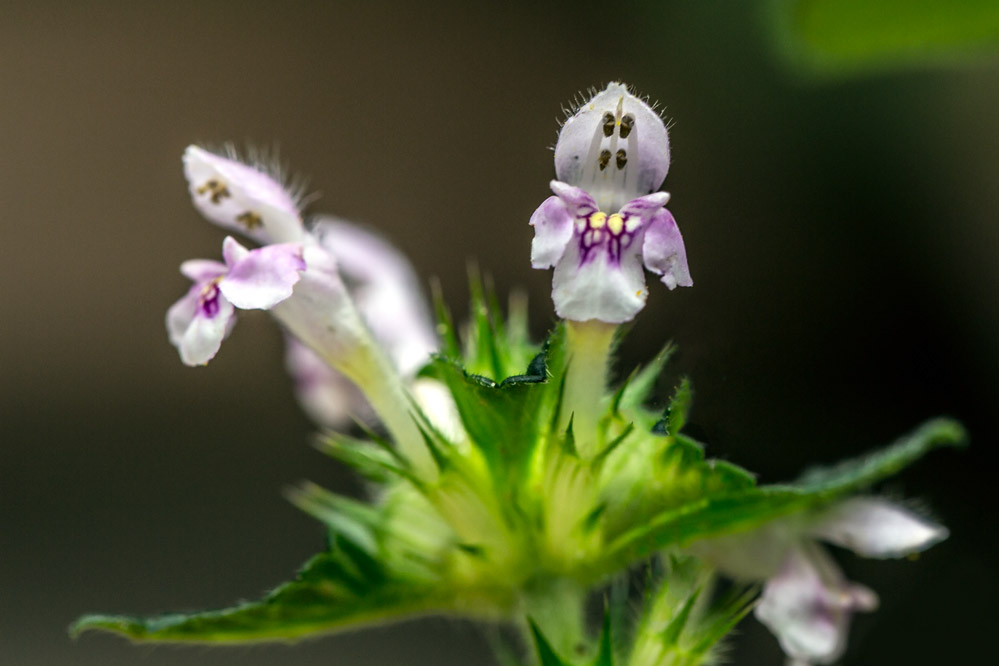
694,498 -> 947,664
282,219 -> 439,428
183,145 -> 306,245
166,236 -> 305,366
530,83 -> 692,323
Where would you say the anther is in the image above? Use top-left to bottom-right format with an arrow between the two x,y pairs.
598,149 -> 611,171
602,113 -> 615,137
196,180 -> 231,205
616,149 -> 627,170
236,211 -> 263,230
619,114 -> 634,138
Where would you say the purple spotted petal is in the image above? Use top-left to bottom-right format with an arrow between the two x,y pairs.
755,543 -> 878,664
642,208 -> 692,289
551,238 -> 647,324
218,237 -> 306,310
809,498 -> 948,559
529,195 -> 574,269
183,145 -> 305,245
166,281 -> 236,367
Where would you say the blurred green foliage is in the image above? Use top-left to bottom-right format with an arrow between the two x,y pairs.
770,0 -> 999,74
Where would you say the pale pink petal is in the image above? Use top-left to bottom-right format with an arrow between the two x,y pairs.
183,145 -> 305,245
166,286 -> 202,350
166,284 -> 236,367
220,235 -> 251,267
642,208 -> 692,289
550,181 -> 599,212
529,195 -> 575,269
219,241 -> 306,310
179,259 -> 227,283
810,498 -> 948,559
551,239 -> 647,323
554,82 -> 670,212
756,543 -> 877,664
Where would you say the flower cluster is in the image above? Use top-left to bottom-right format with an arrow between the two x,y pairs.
75,84 -> 962,666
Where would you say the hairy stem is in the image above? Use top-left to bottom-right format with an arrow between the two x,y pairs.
561,320 -> 617,459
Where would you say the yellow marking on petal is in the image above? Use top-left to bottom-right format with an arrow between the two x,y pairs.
607,213 -> 624,235
196,179 -> 230,204
236,211 -> 263,230
589,212 -> 607,229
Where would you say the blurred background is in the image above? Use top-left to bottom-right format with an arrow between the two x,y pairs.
1,1 -> 996,664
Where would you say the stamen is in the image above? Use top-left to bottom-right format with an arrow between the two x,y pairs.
619,113 -> 634,138
598,150 -> 611,171
616,149 -> 627,170
196,179 -> 231,204
601,113 -> 615,137
236,211 -> 263,230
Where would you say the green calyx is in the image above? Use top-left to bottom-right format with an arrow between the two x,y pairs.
72,281 -> 965,665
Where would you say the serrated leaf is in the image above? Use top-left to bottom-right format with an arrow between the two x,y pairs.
432,329 -> 563,485
608,417 -> 965,564
71,552 -> 446,643
618,342 -> 675,411
652,378 -> 692,438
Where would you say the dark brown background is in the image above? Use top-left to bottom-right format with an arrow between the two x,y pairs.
2,2 -> 997,665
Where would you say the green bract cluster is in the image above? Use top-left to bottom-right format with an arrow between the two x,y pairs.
73,280 -> 965,665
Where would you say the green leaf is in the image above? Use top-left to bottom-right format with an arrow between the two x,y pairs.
608,417 -> 965,563
652,378 -> 692,438
71,552 -> 447,643
769,0 -> 999,74
530,619 -> 572,666
618,342 -> 675,411
660,588 -> 699,646
430,278 -> 461,361
432,327 -> 563,485
593,608 -> 614,666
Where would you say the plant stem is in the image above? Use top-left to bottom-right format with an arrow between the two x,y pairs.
561,320 -> 617,459
520,576 -> 588,662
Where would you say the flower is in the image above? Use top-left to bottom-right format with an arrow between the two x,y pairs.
183,145 -> 306,245
530,83 -> 692,323
166,236 -> 305,366
693,498 -> 947,664
282,218 -> 439,428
